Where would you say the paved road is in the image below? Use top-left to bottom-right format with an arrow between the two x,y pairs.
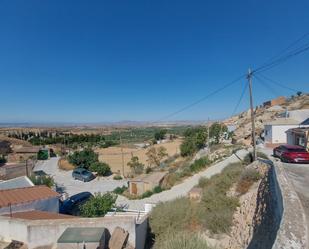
281,162 -> 309,248
116,149 -> 249,210
34,157 -> 127,196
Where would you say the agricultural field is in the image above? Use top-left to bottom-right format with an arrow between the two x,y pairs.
96,139 -> 182,175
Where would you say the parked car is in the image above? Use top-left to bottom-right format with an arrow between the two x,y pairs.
59,191 -> 93,216
72,168 -> 95,182
273,144 -> 309,163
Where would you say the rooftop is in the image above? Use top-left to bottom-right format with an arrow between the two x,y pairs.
3,210 -> 74,220
0,176 -> 34,190
131,171 -> 168,184
0,186 -> 59,208
264,118 -> 300,125
13,146 -> 41,153
57,227 -> 106,243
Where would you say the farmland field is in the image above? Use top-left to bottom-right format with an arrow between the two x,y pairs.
96,139 -> 182,175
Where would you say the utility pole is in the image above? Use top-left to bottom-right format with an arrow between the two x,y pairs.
207,117 -> 210,154
247,68 -> 257,161
119,132 -> 125,177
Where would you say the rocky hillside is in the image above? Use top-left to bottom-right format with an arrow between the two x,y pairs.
225,94 -> 309,145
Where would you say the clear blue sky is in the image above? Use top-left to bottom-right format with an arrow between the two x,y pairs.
1,0 -> 309,123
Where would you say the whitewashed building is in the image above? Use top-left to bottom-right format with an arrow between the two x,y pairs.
264,109 -> 309,147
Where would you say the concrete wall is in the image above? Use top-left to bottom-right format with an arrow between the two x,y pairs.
0,197 -> 59,215
271,161 -> 307,249
266,125 -> 299,144
0,215 -> 148,249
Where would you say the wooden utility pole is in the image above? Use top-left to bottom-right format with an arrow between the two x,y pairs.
247,68 -> 257,161
119,132 -> 125,177
207,117 -> 210,154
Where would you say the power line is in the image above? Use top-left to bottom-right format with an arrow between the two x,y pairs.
253,74 -> 281,98
153,74 -> 246,123
231,81 -> 249,116
253,42 -> 309,74
256,32 -> 309,70
256,73 -> 300,93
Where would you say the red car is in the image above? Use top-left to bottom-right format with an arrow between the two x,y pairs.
273,144 -> 309,163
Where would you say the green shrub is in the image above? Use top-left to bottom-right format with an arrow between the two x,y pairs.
68,148 -> 99,169
37,149 -> 48,160
30,175 -> 55,188
141,190 -> 153,199
113,175 -> 123,180
190,157 -> 211,173
80,193 -> 116,217
154,232 -> 212,249
153,186 -> 163,193
145,166 -> 152,174
113,185 -> 127,194
243,152 -> 269,164
257,151 -> 269,160
150,198 -> 193,240
89,162 -> 111,176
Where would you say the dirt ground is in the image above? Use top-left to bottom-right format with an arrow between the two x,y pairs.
96,139 -> 182,175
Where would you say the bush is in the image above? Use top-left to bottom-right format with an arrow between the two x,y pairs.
113,185 -> 127,194
236,168 -> 261,194
80,192 -> 116,217
145,166 -> 152,174
141,190 -> 153,199
113,175 -> 123,180
89,162 -> 111,176
30,175 -> 55,188
68,148 -> 98,169
190,157 -> 211,173
0,156 -> 7,165
153,232 -> 212,249
150,198 -> 193,240
243,152 -> 269,164
153,186 -> 163,193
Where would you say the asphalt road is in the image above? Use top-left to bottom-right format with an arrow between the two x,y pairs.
282,161 -> 309,247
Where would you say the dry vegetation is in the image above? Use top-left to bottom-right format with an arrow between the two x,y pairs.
58,158 -> 75,171
95,139 -> 182,174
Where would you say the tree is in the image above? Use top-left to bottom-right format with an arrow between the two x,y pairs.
127,156 -> 144,175
154,129 -> 167,141
180,127 -> 208,157
37,149 -> 49,160
209,123 -> 228,144
89,162 -> 111,176
0,141 -> 12,156
297,91 -> 303,96
80,193 -> 116,217
68,148 -> 99,169
146,146 -> 168,167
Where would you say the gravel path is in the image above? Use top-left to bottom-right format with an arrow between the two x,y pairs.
34,157 -> 127,196
116,149 -> 249,210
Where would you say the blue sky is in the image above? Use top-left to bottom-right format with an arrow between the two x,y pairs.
0,0 -> 309,123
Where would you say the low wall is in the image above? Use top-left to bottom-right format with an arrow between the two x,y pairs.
271,161 -> 307,249
0,215 -> 148,249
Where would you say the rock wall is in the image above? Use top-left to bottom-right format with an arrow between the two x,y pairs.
226,160 -> 281,249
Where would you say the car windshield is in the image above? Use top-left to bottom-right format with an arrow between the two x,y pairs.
287,148 -> 306,152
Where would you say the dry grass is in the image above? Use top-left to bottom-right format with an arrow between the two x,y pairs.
58,158 -> 75,171
95,139 -> 182,175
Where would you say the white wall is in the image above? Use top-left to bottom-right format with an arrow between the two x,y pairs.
0,197 -> 59,215
0,215 -> 148,249
271,125 -> 299,144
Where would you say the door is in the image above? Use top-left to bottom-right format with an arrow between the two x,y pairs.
131,182 -> 137,195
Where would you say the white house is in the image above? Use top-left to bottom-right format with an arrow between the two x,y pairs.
264,109 -> 309,147
0,186 -> 60,215
286,126 -> 309,150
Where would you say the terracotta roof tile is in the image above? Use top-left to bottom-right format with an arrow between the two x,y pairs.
0,186 -> 59,208
3,210 -> 74,220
